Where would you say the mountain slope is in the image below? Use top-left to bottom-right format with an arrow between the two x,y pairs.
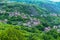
0,1 -> 60,40
0,22 -> 59,40
0,2 -> 60,27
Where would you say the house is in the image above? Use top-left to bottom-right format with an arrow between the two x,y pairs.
0,10 -> 6,13
44,27 -> 51,32
9,12 -> 21,17
50,13 -> 57,16
53,26 -> 57,29
21,15 -> 27,19
23,22 -> 32,27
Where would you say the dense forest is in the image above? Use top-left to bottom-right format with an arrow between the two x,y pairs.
0,0 -> 60,40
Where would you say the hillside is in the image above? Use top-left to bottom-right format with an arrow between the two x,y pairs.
0,0 -> 60,40
0,22 -> 60,40
0,3 -> 60,27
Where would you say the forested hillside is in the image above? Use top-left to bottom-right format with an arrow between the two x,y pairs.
0,0 -> 60,40
0,22 -> 60,40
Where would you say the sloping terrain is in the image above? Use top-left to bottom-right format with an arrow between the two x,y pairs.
0,22 -> 59,40
0,3 -> 60,30
0,1 -> 60,40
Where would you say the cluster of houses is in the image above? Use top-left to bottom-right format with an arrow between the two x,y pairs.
40,13 -> 60,17
7,12 -> 40,27
0,19 -> 8,23
9,12 -> 21,17
53,25 -> 60,33
0,10 -> 28,19
0,10 -> 6,13
44,25 -> 60,33
0,10 -> 60,33
9,12 -> 29,19
23,18 -> 40,27
44,26 -> 51,32
0,10 -> 41,27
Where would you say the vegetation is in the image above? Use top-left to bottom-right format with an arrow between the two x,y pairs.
0,23 -> 59,40
0,0 -> 60,40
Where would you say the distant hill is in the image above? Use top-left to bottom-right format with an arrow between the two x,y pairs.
0,2 -> 60,27
7,0 -> 60,13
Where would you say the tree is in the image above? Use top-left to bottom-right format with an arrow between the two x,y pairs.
0,27 -> 27,40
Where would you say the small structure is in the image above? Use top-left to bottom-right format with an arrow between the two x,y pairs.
44,27 -> 51,32
0,10 -> 6,13
4,19 -> 8,22
9,12 -> 20,17
53,26 -> 57,29
21,15 -> 27,19
50,13 -> 57,16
